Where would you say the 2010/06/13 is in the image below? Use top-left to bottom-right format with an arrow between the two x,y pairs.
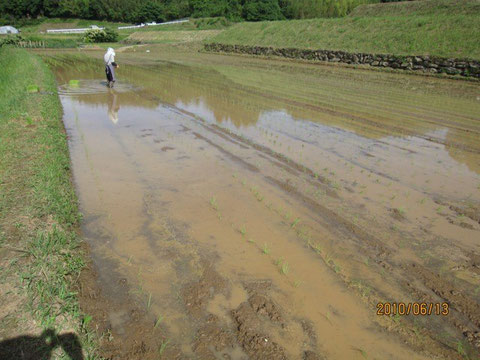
376,302 -> 449,316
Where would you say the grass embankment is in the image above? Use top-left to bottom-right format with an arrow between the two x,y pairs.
209,0 -> 480,59
0,47 -> 96,359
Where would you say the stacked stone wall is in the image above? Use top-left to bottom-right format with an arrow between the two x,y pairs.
204,43 -> 480,78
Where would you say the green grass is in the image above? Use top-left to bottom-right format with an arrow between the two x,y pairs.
209,0 -> 480,59
0,47 -> 97,358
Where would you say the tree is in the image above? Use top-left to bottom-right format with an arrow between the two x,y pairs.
135,2 -> 166,23
242,0 -> 284,21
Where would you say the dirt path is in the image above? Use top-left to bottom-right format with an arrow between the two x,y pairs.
43,47 -> 480,359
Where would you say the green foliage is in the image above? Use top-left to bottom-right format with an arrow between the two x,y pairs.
190,0 -> 242,20
242,0 -> 285,21
135,2 -> 167,23
280,0 -> 378,18
0,0 -> 379,24
83,27 -> 118,43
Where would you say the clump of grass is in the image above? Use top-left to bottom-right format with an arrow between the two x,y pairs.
26,84 -> 39,93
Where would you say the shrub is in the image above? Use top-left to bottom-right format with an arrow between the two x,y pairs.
0,35 -> 24,47
82,28 -> 118,43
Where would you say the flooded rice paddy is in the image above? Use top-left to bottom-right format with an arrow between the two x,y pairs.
43,46 -> 480,359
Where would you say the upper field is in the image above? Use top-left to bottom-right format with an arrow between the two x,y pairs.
209,0 -> 480,59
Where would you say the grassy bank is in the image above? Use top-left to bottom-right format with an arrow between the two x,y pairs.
0,47 -> 96,359
209,0 -> 480,59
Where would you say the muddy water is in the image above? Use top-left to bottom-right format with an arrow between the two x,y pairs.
44,48 -> 480,359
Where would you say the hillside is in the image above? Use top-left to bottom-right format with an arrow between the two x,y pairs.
208,0 -> 480,59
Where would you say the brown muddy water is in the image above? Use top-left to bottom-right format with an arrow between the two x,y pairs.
42,46 -> 480,360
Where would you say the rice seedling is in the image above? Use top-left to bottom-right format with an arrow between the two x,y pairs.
239,225 -> 247,237
158,340 -> 170,357
210,196 -> 218,210
274,257 -> 284,266
324,311 -> 332,324
154,314 -> 164,329
333,264 -> 341,274
281,262 -> 290,275
147,292 -> 152,310
294,280 -> 302,288
308,241 -> 322,254
357,348 -> 369,359
263,243 -> 270,254
291,217 -> 300,229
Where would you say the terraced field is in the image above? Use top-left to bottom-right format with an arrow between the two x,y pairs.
41,45 -> 480,359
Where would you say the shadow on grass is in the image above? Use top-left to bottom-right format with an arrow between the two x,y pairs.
0,328 -> 84,360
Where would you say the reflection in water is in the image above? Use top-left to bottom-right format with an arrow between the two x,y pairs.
107,89 -> 120,124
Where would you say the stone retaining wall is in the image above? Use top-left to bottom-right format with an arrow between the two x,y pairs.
204,43 -> 480,78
